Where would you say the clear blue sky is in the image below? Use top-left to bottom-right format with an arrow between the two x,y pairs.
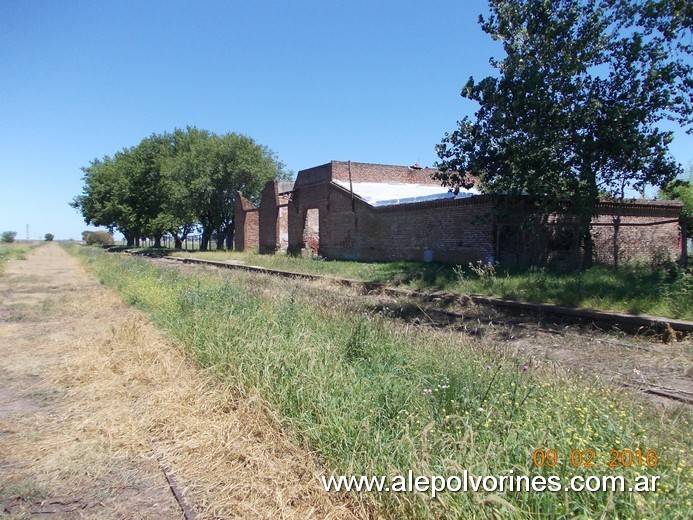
1,0 -> 691,240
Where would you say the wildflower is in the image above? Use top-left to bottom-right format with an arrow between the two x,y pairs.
486,364 -> 492,371
522,364 -> 529,372
423,388 -> 433,395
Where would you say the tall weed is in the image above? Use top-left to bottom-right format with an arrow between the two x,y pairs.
71,246 -> 692,519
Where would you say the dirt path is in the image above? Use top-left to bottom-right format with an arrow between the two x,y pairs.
0,244 -> 356,519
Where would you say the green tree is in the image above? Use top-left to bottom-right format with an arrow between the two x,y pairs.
160,127 -> 212,249
659,166 -> 692,263
72,133 -> 177,247
121,133 -> 176,247
71,155 -> 135,244
44,233 -> 54,241
163,129 -> 289,251
436,0 -> 691,268
73,127 -> 288,251
659,168 -> 692,223
1,231 -> 17,243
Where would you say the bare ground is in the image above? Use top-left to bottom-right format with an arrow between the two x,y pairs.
0,244 -> 358,519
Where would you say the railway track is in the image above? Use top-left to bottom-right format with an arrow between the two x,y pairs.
165,255 -> 693,335
122,251 -> 693,406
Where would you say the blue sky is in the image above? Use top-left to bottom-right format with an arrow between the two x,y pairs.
1,0 -> 691,240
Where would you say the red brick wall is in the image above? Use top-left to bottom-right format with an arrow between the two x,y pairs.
258,181 -> 279,254
590,202 -> 681,264
234,192 -> 259,252
287,174 -> 331,253
287,161 -> 451,257
292,163 -> 333,187
288,180 -> 496,263
283,162 -> 684,266
331,161 -> 441,185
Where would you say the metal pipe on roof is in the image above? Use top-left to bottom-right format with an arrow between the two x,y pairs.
348,160 -> 355,212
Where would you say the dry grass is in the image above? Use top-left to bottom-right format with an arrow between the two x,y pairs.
73,246 -> 693,518
56,314 -> 360,519
0,244 -> 360,519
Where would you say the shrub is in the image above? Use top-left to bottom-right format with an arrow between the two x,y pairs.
44,233 -> 54,242
82,230 -> 114,246
1,231 -> 17,243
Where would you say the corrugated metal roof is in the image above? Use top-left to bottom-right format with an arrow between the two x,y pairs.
333,180 -> 479,207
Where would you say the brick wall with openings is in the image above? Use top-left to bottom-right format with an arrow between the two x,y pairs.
287,170 -> 497,263
262,161 -> 684,267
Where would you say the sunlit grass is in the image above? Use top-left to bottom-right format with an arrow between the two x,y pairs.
0,243 -> 35,272
70,245 -> 692,519
156,248 -> 693,320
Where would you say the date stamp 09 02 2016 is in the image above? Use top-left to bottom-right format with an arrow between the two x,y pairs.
532,448 -> 659,468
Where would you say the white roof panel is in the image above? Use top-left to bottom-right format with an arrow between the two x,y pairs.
333,180 -> 479,207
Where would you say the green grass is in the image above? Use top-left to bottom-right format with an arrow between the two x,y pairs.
0,243 -> 34,272
69,244 -> 692,519
148,248 -> 693,320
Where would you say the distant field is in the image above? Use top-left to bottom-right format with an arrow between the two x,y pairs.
160,249 -> 693,320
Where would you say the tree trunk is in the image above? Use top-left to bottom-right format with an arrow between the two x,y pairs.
154,234 -> 162,248
216,233 -> 225,251
578,165 -> 599,271
681,220 -> 689,267
225,227 -> 234,250
200,231 -> 211,251
174,236 -> 183,249
612,216 -> 621,271
580,215 -> 594,271
611,184 -> 627,271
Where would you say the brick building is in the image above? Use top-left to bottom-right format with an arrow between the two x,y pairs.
234,160 -> 683,267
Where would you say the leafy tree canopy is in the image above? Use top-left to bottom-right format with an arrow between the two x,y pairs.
659,165 -> 692,225
71,127 -> 289,249
436,0 -> 691,212
1,231 -> 17,243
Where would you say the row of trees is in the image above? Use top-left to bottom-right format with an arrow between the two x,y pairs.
436,0 -> 691,267
71,127 -> 289,250
1,232 -> 53,242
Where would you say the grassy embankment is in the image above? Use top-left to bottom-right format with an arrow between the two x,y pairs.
159,249 -> 693,320
70,245 -> 692,518
0,243 -> 35,273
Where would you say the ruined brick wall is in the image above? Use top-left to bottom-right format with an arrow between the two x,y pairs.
278,205 -> 289,250
292,163 -> 333,187
298,183 -> 496,263
496,200 -> 682,268
233,192 -> 259,252
590,201 -> 681,265
285,162 -> 683,266
287,161 -> 449,256
258,181 -> 279,254
331,161 -> 441,185
287,167 -> 332,253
